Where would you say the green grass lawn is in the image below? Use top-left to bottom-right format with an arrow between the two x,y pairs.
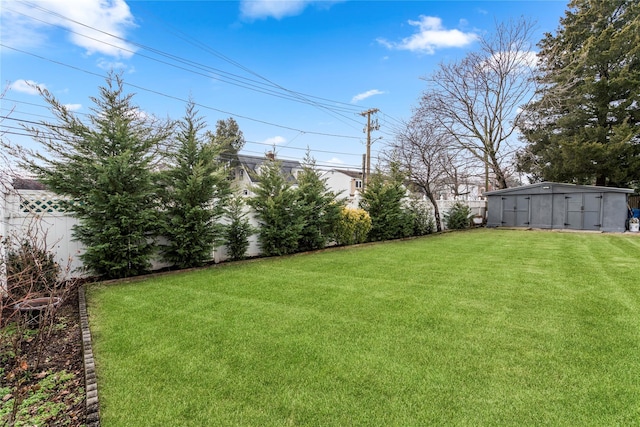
87,229 -> 640,426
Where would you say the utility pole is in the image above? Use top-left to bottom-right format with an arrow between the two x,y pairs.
483,116 -> 489,193
360,108 -> 379,186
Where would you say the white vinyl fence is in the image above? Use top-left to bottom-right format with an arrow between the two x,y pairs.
1,183 -> 486,287
435,199 -> 487,229
0,186 -> 262,285
1,188 -> 84,279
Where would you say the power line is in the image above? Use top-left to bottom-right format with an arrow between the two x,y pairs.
1,128 -> 373,170
137,4 -> 364,112
2,1 -> 397,163
1,115 -> 380,164
2,99 -> 394,151
10,1 -> 364,127
1,44 -> 364,141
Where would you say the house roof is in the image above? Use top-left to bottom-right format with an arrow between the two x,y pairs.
485,181 -> 634,196
323,168 -> 363,179
12,178 -> 47,190
237,154 -> 302,183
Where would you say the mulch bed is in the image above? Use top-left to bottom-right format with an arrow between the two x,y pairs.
1,290 -> 86,426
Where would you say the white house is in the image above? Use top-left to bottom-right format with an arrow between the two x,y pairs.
230,152 -> 303,196
320,169 -> 363,209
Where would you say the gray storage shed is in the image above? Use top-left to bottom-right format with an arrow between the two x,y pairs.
485,182 -> 634,232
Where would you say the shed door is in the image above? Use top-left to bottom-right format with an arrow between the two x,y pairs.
501,195 -> 530,227
564,193 -> 602,230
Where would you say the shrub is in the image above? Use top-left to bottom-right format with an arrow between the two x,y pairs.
360,170 -> 413,242
407,198 -> 435,236
18,73 -> 173,279
444,202 -> 472,230
5,240 -> 60,300
334,207 -> 372,246
0,227 -> 77,427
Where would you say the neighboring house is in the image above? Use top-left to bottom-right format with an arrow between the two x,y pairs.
320,169 -> 363,209
435,178 -> 486,201
220,152 -> 303,261
230,152 -> 303,196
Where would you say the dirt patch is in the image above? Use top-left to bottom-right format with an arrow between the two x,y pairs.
1,291 -> 86,426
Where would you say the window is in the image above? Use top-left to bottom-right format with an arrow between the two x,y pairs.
355,179 -> 363,189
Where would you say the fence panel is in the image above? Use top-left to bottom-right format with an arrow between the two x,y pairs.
435,199 -> 487,229
3,187 -> 489,286
2,189 -> 85,278
2,188 -> 262,281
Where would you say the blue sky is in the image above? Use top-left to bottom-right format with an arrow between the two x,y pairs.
1,0 -> 569,171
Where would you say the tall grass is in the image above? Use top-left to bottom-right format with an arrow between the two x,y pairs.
88,229 -> 640,426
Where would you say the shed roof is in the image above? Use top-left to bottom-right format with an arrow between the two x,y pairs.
485,181 -> 634,196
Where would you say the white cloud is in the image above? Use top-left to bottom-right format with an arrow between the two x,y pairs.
377,15 -> 477,54
1,0 -> 136,58
483,50 -> 538,71
128,108 -> 150,120
97,58 -> 135,73
10,79 -> 46,95
263,136 -> 287,145
240,0 -> 342,20
326,157 -> 344,165
519,51 -> 539,68
64,104 -> 83,111
0,10 -> 48,52
351,89 -> 385,104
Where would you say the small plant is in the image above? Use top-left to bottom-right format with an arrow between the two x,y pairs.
0,370 -> 77,425
444,202 -> 472,230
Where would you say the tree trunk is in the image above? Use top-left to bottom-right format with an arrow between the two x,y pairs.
427,193 -> 443,232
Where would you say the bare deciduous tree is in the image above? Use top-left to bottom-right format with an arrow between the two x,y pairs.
417,18 -> 537,189
387,119 -> 455,232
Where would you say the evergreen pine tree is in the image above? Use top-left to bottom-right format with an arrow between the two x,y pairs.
209,117 -> 246,172
295,152 -> 343,252
18,73 -> 172,279
360,164 -> 413,242
159,101 -> 230,269
248,159 -> 305,256
518,0 -> 640,188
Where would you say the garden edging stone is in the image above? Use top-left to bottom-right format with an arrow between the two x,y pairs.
79,286 -> 100,427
